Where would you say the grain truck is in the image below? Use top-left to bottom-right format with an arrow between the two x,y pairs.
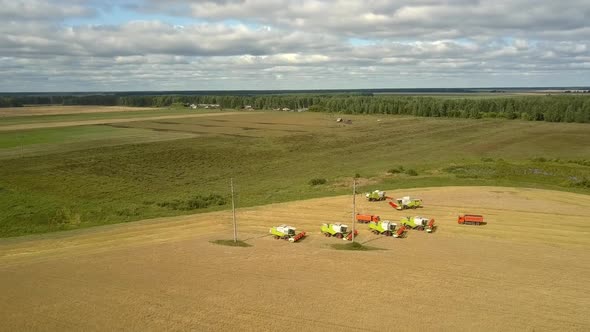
458,214 -> 485,225
356,214 -> 380,224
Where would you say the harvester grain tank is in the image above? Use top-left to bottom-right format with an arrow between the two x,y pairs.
388,196 -> 422,210
458,214 -> 485,225
368,220 -> 407,238
400,216 -> 435,233
320,223 -> 359,241
366,190 -> 387,201
356,214 -> 380,224
269,225 -> 307,242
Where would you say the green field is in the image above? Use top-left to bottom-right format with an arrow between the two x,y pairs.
1,109 -> 589,237
0,107 -> 206,126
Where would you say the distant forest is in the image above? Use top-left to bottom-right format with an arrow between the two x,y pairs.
2,93 -> 589,123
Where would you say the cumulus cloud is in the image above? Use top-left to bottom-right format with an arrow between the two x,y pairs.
0,0 -> 96,20
0,0 -> 588,91
141,0 -> 590,40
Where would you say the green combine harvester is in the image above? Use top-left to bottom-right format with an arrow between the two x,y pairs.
320,223 -> 358,240
388,196 -> 423,210
365,190 -> 387,201
400,216 -> 435,233
368,220 -> 407,238
269,225 -> 307,242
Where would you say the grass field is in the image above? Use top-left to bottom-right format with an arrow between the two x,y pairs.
1,186 -> 589,331
0,105 -> 156,117
0,106 -> 589,237
0,107 -> 209,127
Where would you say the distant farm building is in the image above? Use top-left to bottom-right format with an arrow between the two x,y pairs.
198,104 -> 221,109
189,103 -> 220,109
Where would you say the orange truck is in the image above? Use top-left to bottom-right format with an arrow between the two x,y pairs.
458,214 -> 485,225
356,214 -> 380,224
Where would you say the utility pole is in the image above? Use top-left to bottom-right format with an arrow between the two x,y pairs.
231,178 -> 237,242
352,179 -> 357,243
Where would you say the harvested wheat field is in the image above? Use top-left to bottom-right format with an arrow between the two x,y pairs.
1,186 -> 589,331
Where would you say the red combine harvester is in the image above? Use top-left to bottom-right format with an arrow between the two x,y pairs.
458,214 -> 486,225
356,214 -> 380,224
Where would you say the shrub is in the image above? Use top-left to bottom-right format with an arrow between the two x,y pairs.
405,169 -> 418,176
309,178 -> 327,186
570,177 -> 590,189
387,166 -> 404,174
115,207 -> 140,217
157,194 -> 227,211
568,160 -> 590,167
50,207 -> 81,227
531,157 -> 547,162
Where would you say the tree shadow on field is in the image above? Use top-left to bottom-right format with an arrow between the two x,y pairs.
330,241 -> 383,251
210,239 -> 252,247
360,236 -> 387,246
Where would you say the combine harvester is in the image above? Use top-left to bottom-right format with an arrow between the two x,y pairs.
356,214 -> 380,224
388,196 -> 423,210
368,220 -> 407,238
366,190 -> 423,210
400,216 -> 435,233
320,223 -> 359,240
269,225 -> 307,242
458,214 -> 486,225
365,190 -> 387,201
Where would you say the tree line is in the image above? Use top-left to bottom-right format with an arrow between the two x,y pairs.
0,97 -> 24,107
2,94 -> 589,123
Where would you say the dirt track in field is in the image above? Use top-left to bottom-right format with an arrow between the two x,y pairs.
0,111 -> 262,132
0,106 -> 155,117
1,186 -> 589,331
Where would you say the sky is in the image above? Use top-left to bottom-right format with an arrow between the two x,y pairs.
0,0 -> 589,92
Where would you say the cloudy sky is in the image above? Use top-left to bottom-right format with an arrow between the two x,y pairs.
1,0 -> 589,91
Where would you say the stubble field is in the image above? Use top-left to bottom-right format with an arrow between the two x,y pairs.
1,186 -> 589,331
